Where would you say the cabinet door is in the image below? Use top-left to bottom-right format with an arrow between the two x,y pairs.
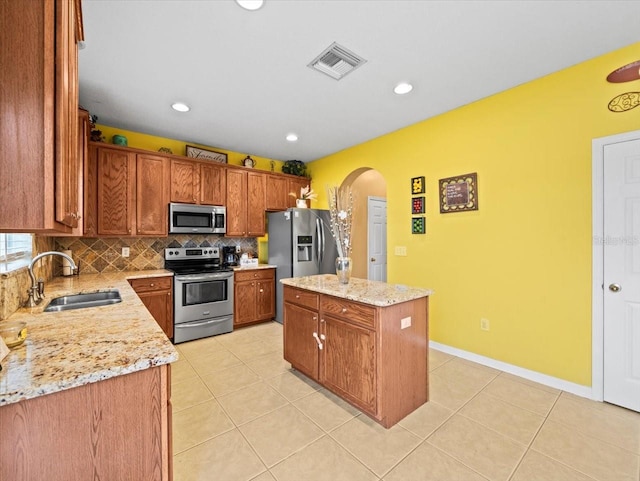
288,177 -> 311,208
54,0 -> 80,228
257,278 -> 275,320
137,289 -> 173,338
321,314 -> 377,414
234,280 -> 256,326
283,303 -> 320,380
225,170 -> 247,236
247,171 -> 266,236
97,147 -> 136,236
170,159 -> 199,204
137,154 -> 169,236
200,162 -> 226,206
265,175 -> 288,211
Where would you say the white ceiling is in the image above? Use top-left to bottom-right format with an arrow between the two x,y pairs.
79,0 -> 640,163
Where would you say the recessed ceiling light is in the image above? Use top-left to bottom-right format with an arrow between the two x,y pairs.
394,82 -> 413,95
236,0 -> 264,11
171,102 -> 190,112
286,133 -> 298,142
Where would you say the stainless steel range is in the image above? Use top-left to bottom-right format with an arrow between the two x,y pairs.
165,247 -> 234,343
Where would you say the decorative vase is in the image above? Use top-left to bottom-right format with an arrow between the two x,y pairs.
296,199 -> 308,208
335,256 -> 352,284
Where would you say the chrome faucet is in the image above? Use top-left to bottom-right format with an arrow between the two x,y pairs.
26,251 -> 77,307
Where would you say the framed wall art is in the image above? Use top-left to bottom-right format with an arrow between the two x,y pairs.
412,196 -> 425,214
439,172 -> 478,213
185,145 -> 228,163
411,176 -> 425,195
412,216 -> 426,234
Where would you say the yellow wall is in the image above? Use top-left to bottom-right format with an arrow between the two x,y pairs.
308,42 -> 640,386
94,124 -> 285,172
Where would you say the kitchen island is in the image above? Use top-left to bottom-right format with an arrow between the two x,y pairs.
0,271 -> 178,481
281,274 -> 433,428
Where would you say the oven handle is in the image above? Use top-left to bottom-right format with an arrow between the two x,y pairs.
175,318 -> 226,328
174,273 -> 233,282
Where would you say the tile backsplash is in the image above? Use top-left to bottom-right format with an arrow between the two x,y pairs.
54,236 -> 258,275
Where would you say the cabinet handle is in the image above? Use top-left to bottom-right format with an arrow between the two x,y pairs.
313,316 -> 317,321
150,283 -> 155,287
312,332 -> 323,350
295,294 -> 300,299
259,288 -> 263,293
320,318 -> 325,323
167,292 -> 171,296
320,334 -> 326,341
341,307 -> 347,313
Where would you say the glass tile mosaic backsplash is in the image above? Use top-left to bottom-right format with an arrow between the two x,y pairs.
54,236 -> 258,275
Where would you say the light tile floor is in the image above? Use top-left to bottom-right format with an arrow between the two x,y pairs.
171,322 -> 640,481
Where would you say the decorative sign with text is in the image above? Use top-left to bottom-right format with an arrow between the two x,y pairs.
439,172 -> 478,213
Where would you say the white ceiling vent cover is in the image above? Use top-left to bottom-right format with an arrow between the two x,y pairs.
308,42 -> 366,80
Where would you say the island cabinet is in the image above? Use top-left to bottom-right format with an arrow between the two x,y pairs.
283,281 -> 430,428
0,0 -> 84,232
170,158 -> 226,206
85,144 -> 170,237
234,268 -> 276,327
129,276 -> 174,338
226,169 -> 266,237
0,365 -> 173,481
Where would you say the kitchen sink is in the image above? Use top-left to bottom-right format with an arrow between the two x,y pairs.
43,290 -> 122,312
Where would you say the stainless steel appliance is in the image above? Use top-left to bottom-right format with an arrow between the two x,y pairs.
169,202 -> 226,234
164,247 -> 234,343
267,208 -> 338,323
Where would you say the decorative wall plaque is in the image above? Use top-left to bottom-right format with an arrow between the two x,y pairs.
412,196 -> 425,214
411,176 -> 425,195
439,172 -> 478,213
412,216 -> 426,234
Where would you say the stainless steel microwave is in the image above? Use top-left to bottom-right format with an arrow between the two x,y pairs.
169,203 -> 226,234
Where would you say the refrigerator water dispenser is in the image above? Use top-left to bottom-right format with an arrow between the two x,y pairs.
297,235 -> 313,261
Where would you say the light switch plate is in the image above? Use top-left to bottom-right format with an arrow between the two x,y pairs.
121,247 -> 130,258
401,316 -> 411,329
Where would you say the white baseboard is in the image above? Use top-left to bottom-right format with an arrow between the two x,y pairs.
430,341 -> 594,400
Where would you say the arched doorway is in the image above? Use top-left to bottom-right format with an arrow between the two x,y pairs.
340,168 -> 387,280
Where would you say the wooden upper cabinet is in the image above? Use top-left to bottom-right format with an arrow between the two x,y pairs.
170,159 -> 199,204
247,171 -> 266,236
288,177 -> 312,208
225,169 -> 248,236
200,162 -> 226,205
170,158 -> 226,206
137,154 -> 170,236
97,147 -> 136,236
0,0 -> 84,232
265,175 -> 289,211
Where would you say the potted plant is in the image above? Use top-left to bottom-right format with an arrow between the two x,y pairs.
282,160 -> 308,177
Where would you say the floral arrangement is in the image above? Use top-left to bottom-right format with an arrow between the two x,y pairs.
289,185 -> 317,201
327,185 -> 354,258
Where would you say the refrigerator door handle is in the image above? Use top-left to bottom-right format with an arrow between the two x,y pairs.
320,218 -> 326,264
316,218 -> 322,267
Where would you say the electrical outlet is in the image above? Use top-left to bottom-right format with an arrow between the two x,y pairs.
480,318 -> 490,331
235,245 -> 241,253
121,247 -> 130,258
395,246 -> 407,256
401,316 -> 412,329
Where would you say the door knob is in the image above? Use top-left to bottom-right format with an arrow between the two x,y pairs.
370,257 -> 376,262
609,283 -> 621,292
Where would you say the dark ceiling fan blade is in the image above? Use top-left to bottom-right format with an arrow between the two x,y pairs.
608,92 -> 640,112
607,60 -> 640,83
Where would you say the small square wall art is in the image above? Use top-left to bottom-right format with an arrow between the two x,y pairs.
412,216 -> 426,234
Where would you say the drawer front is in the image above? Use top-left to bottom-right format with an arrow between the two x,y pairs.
320,295 -> 376,329
234,268 -> 275,283
284,286 -> 319,311
129,276 -> 172,293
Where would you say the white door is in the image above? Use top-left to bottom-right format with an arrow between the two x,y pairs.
603,138 -> 640,412
367,197 -> 387,281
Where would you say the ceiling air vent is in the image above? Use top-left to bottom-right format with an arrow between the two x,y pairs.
308,42 -> 366,80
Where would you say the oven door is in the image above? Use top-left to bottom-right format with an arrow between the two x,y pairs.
174,271 -> 234,324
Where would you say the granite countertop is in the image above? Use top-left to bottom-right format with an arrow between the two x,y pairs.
280,274 -> 433,307
0,270 -> 178,407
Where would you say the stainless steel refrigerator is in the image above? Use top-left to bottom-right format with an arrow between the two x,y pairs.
268,208 -> 338,323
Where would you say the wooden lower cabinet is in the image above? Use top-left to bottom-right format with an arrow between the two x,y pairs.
129,276 -> 174,338
283,285 -> 429,428
234,268 -> 275,327
0,365 -> 173,481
